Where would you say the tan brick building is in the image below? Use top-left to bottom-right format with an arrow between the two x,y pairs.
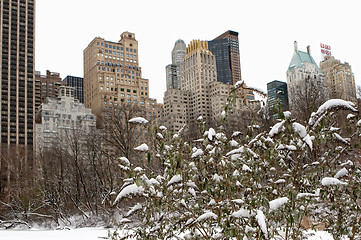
83,32 -> 159,157
320,55 -> 356,102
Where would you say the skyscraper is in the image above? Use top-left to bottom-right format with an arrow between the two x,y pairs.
84,32 -> 159,157
1,0 -> 35,200
63,75 -> 84,103
166,39 -> 186,89
208,30 -> 241,85
1,0 -> 35,146
320,55 -> 356,102
267,80 -> 289,117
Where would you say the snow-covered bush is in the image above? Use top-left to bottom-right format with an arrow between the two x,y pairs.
112,88 -> 361,239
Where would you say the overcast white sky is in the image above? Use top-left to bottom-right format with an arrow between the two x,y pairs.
36,0 -> 361,103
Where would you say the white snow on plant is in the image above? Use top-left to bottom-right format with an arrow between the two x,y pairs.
212,173 -> 223,182
334,133 -> 350,144
283,111 -> 291,118
231,208 -> 253,218
128,117 -> 148,124
334,168 -> 348,179
119,157 -> 130,166
309,99 -> 357,126
357,119 -> 361,127
242,164 -> 252,172
321,177 -> 347,186
230,139 -> 239,147
330,127 -> 340,132
114,184 -> 144,204
134,143 -> 148,152
297,189 -> 320,199
231,131 -> 242,138
269,197 -> 289,211
194,211 -> 217,223
191,148 -> 204,158
126,202 -> 142,217
234,80 -> 244,88
226,146 -> 244,156
208,127 -> 216,141
208,199 -> 216,206
167,174 -> 182,186
269,120 -> 285,137
256,210 -> 268,238
347,113 -> 355,119
340,160 -> 353,166
197,115 -> 203,121
231,199 -> 244,204
274,179 -> 286,184
303,134 -> 313,151
293,122 -> 307,138
159,125 -> 167,131
277,144 -> 297,151
156,133 -> 164,139
188,187 -> 196,197
232,169 -> 240,177
133,167 -> 143,172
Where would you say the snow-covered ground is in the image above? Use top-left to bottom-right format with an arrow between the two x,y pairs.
0,228 -> 335,240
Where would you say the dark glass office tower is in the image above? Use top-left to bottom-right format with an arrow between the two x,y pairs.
208,30 -> 241,85
63,75 -> 84,103
0,0 -> 35,146
267,80 -> 289,117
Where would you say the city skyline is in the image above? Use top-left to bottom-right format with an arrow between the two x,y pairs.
36,0 -> 361,103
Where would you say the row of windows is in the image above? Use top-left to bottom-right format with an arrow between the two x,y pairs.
96,42 -> 136,53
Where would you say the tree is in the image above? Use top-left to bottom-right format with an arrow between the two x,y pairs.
289,75 -> 329,124
111,84 -> 361,239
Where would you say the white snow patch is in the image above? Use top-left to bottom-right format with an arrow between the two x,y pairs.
269,197 -> 289,211
256,210 -> 268,238
321,177 -> 347,186
334,168 -> 348,179
269,120 -> 285,137
191,148 -> 204,158
134,143 -> 148,152
167,174 -> 182,186
242,164 -> 252,172
114,184 -> 144,204
119,157 -> 130,166
128,117 -> 148,124
208,128 -> 216,141
231,208 -> 253,218
293,122 -> 307,138
194,212 -> 217,223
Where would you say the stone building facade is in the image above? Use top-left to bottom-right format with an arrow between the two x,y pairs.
320,55 -> 356,102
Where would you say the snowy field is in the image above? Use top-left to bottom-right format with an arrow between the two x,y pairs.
0,228 -> 335,240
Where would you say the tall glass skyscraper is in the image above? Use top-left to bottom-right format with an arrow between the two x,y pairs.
166,39 -> 186,89
208,30 -> 241,85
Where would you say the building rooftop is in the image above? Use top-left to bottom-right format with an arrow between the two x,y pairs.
288,42 -> 320,72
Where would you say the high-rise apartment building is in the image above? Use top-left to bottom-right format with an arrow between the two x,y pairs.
166,39 -> 186,90
63,75 -> 84,103
0,0 -> 35,146
84,32 -> 158,127
208,30 -> 241,85
35,70 -> 64,111
84,32 -> 159,158
267,80 -> 289,117
320,55 -> 356,102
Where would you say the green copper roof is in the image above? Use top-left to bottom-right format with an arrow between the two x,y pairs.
288,50 -> 320,71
